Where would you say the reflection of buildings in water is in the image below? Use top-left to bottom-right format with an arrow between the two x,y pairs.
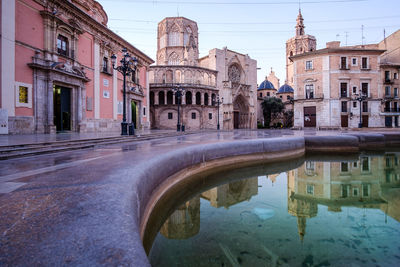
160,197 -> 200,239
201,178 -> 258,208
267,173 -> 279,185
288,153 -> 400,240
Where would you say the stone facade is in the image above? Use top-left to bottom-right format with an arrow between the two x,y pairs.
1,0 -> 153,134
149,17 -> 257,130
287,11 -> 400,129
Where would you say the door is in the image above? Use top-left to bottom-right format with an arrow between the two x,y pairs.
395,116 -> 399,127
53,86 -> 71,131
385,116 -> 393,128
341,115 -> 348,127
362,115 -> 369,127
304,106 -> 316,127
233,111 -> 239,129
131,101 -> 138,128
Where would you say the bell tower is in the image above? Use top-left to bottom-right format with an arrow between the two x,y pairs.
286,9 -> 317,87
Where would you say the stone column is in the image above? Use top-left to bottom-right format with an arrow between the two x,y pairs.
155,91 -> 159,105
201,92 -> 204,105
47,80 -> 55,133
164,90 -> 167,105
94,40 -> 100,119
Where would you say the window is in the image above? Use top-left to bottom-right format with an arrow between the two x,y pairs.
386,157 -> 391,167
159,91 -> 165,105
353,86 -> 357,94
361,57 -> 368,69
353,188 -> 359,197
394,73 -> 398,79
168,31 -> 180,46
341,162 -> 349,172
341,185 -> 350,197
204,93 -> 209,106
306,60 -> 313,70
362,101 -> 368,112
340,82 -> 348,97
19,86 -> 28,104
305,84 -> 314,99
385,86 -> 391,96
280,95 -> 282,99
306,184 -> 314,195
186,91 -> 192,105
340,57 -> 347,69
353,101 -> 357,108
394,88 -> 398,97
353,161 -> 358,168
287,95 -> 291,100
191,112 -> 196,119
102,57 -> 108,73
259,93 -> 262,97
385,71 -> 390,82
209,113 -> 212,119
267,92 -> 270,97
361,156 -> 369,172
341,101 -> 348,112
143,107 -> 146,116
362,184 -> 370,197
15,82 -> 32,108
361,82 -> 368,96
168,112 -> 173,119
57,35 -> 68,56
352,57 -> 357,66
305,161 -> 315,170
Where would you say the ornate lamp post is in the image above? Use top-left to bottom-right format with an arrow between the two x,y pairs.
216,95 -> 223,130
354,90 -> 367,128
173,86 -> 185,131
111,48 -> 138,135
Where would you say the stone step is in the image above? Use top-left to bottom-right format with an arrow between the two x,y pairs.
0,131 -> 200,160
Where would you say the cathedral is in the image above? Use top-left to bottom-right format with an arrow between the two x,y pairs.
148,17 -> 257,130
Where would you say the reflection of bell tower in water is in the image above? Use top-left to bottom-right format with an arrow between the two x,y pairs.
287,170 -> 317,242
160,197 -> 200,239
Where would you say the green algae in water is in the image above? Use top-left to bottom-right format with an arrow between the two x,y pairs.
149,154 -> 400,266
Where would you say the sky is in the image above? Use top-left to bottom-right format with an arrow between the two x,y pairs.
96,0 -> 400,86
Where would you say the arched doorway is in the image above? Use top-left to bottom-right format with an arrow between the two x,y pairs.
233,94 -> 249,129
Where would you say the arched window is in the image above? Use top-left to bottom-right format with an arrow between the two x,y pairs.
228,64 -> 241,84
168,52 -> 180,65
204,93 -> 209,106
167,91 -> 173,104
212,94 -> 216,106
168,25 -> 180,46
196,92 -> 201,105
150,91 -> 155,106
159,91 -> 165,105
186,91 -> 192,105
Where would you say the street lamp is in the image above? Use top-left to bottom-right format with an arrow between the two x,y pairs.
173,86 -> 185,131
111,48 -> 138,135
353,91 -> 367,128
216,95 -> 223,130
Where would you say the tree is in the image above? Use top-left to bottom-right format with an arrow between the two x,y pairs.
261,97 -> 284,128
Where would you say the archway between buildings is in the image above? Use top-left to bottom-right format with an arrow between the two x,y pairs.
233,94 -> 250,129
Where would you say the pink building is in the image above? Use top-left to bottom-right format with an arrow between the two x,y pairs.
1,0 -> 153,134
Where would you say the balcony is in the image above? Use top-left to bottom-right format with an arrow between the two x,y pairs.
384,78 -> 394,84
360,65 -> 371,70
296,93 -> 324,101
384,107 -> 400,113
339,65 -> 349,70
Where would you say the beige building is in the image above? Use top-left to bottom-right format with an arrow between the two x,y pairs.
378,30 -> 400,127
290,41 -> 385,128
148,17 -> 257,130
287,12 -> 400,129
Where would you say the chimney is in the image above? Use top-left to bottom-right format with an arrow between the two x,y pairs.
326,41 -> 341,48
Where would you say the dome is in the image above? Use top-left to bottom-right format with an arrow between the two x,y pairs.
278,84 -> 294,94
258,78 -> 275,90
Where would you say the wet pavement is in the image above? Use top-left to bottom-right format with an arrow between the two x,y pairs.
0,129 -> 399,265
